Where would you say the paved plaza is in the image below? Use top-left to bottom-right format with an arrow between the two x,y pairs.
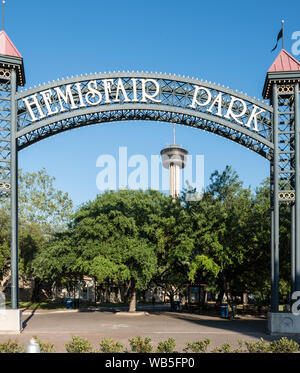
0,306 -> 296,353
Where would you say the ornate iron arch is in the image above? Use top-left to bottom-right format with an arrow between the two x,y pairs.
16,72 -> 273,159
2,52 -> 300,336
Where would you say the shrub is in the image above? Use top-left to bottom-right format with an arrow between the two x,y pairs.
183,339 -> 211,353
98,338 -> 124,353
156,338 -> 176,353
212,342 -> 232,353
128,336 -> 153,353
65,335 -> 93,353
244,338 -> 270,353
33,335 -> 56,353
231,340 -> 245,353
269,337 -> 299,353
212,340 -> 246,353
0,339 -> 24,353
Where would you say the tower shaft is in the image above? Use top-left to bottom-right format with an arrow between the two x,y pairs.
169,163 -> 181,199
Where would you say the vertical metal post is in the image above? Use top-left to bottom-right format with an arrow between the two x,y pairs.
291,203 -> 295,295
295,82 -> 300,292
271,200 -> 275,309
272,83 -> 279,312
10,68 -> 18,309
270,162 -> 275,309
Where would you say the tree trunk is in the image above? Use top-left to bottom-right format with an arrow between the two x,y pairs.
0,273 -> 10,292
128,279 -> 136,312
31,278 -> 41,303
169,292 -> 175,311
116,287 -> 122,303
99,284 -> 104,303
129,288 -> 136,312
124,282 -> 131,304
105,283 -> 111,303
217,277 -> 226,303
94,278 -> 97,306
142,289 -> 146,303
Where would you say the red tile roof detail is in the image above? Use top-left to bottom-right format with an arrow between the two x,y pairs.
268,49 -> 300,72
0,30 -> 22,58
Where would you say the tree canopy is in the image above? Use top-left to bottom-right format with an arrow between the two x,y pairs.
0,165 -> 293,309
0,168 -> 73,298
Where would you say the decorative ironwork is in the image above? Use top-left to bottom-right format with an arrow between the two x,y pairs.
0,79 -> 12,198
0,68 -> 11,80
2,61 -> 300,319
15,73 -> 273,159
278,85 -> 294,93
278,191 -> 295,200
276,84 -> 296,203
0,181 -> 11,189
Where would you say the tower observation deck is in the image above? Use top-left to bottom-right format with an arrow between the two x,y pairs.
160,144 -> 188,199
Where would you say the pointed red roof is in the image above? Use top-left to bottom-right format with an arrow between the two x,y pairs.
0,30 -> 22,58
268,49 -> 300,72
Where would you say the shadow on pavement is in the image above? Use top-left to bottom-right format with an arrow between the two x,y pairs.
78,307 -> 124,313
77,304 -> 171,313
22,306 -> 38,330
161,311 -> 300,343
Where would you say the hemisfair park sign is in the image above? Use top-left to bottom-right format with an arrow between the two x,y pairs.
0,30 -> 300,334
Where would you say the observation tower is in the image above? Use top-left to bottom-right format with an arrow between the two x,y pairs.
160,124 -> 188,199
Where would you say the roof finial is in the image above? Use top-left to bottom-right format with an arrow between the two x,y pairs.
281,19 -> 284,50
2,0 -> 5,31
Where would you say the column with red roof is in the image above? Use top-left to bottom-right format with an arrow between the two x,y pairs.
263,49 -> 300,324
0,30 -> 25,321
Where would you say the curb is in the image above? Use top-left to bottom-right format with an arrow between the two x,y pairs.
115,311 -> 149,316
22,309 -> 79,315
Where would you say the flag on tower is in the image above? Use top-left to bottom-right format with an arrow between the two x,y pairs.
271,21 -> 284,52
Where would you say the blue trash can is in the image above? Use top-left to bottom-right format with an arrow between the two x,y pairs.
66,298 -> 73,309
220,303 -> 228,318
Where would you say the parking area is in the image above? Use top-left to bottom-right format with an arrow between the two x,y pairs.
0,308 -> 290,352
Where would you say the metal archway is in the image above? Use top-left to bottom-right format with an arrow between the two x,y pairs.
15,72 -> 272,156
0,55 -> 300,335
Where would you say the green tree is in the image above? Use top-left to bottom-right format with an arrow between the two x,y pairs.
51,190 -> 162,312
185,166 -> 264,304
31,231 -> 78,294
0,169 -> 74,300
18,168 -> 73,233
0,206 -> 10,290
150,196 -> 197,308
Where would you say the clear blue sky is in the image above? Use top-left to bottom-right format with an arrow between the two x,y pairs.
6,0 -> 300,207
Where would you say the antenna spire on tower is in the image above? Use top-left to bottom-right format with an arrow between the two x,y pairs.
173,123 -> 175,145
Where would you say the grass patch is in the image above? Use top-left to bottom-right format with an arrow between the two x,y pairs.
4,301 -> 66,310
